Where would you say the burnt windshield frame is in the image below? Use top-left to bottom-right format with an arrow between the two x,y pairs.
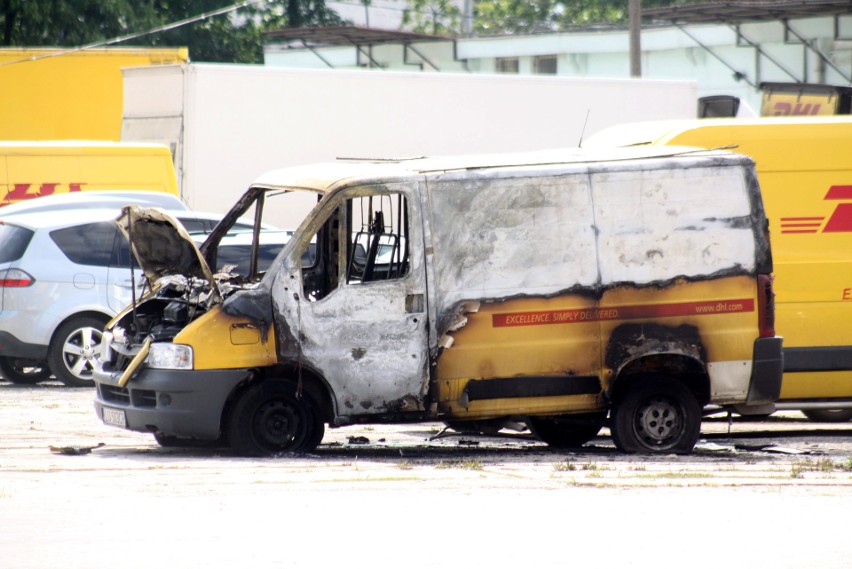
200,187 -> 271,278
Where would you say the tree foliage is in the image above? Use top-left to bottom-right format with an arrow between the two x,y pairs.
402,0 -> 462,36
0,0 -> 711,61
406,0 -> 706,36
0,0 -> 344,63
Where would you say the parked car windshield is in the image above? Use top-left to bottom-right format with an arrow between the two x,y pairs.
0,223 -> 34,263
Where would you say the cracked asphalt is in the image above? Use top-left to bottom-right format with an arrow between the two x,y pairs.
2,382 -> 851,569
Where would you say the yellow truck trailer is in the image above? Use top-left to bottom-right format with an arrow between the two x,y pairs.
0,141 -> 179,206
0,47 -> 188,141
587,116 -> 852,421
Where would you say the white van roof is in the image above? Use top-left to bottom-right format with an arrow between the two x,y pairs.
249,146 -> 749,193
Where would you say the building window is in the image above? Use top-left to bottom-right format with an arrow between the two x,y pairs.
495,57 -> 519,74
533,55 -> 558,75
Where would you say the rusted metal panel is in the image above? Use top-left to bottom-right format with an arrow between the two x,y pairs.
591,166 -> 756,283
425,156 -> 767,413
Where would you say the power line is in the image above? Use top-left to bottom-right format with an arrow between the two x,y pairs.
0,0 -> 263,69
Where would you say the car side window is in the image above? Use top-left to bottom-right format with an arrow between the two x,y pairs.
216,243 -> 284,277
299,191 -> 409,302
346,193 -> 409,284
0,224 -> 34,263
177,217 -> 209,234
50,222 -> 119,267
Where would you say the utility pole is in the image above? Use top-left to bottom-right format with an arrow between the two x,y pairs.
363,0 -> 371,27
629,0 -> 641,77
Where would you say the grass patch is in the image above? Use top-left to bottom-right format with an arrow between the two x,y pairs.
435,459 -> 483,471
790,463 -> 805,479
790,457 -> 852,477
634,472 -> 714,479
553,459 -> 577,472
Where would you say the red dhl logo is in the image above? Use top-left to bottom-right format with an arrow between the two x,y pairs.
780,185 -> 852,234
1,183 -> 85,205
767,102 -> 823,116
492,299 -> 754,328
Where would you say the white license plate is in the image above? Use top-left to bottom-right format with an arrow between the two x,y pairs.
102,407 -> 126,428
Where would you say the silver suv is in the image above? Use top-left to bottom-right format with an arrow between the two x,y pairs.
0,206 -> 248,387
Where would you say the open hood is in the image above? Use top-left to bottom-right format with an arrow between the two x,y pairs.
116,205 -> 219,297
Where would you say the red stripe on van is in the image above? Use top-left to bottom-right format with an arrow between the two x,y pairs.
823,203 -> 852,233
492,299 -> 755,328
824,185 -> 852,200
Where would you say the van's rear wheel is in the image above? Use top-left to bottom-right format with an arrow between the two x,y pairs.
0,357 -> 52,384
611,377 -> 701,454
227,380 -> 324,457
802,409 -> 852,423
527,413 -> 606,448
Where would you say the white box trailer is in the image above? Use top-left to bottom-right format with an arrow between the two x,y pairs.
121,63 -> 698,226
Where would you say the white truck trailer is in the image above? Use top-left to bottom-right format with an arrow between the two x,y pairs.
120,64 -> 697,226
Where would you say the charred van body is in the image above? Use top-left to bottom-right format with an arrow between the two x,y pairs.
94,147 -> 783,455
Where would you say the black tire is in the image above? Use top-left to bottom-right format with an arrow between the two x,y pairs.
611,377 -> 701,454
154,432 -> 228,448
47,315 -> 108,388
802,409 -> 852,423
0,356 -> 52,384
227,381 -> 324,457
444,419 -> 509,435
527,413 -> 606,448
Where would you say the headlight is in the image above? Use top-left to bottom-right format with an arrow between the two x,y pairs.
146,343 -> 193,370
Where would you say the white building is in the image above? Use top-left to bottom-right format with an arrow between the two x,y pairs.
263,1 -> 852,112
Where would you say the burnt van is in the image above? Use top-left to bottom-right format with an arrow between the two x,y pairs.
92,147 -> 782,455
587,117 -> 852,422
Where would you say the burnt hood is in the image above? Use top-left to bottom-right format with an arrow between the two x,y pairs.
116,206 -> 219,295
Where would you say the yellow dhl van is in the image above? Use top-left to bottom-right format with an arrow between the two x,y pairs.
760,82 -> 852,117
92,147 -> 782,455
0,141 -> 179,206
586,116 -> 852,421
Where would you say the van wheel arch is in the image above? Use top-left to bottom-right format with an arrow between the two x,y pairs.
221,365 -> 336,433
610,354 -> 709,407
225,378 -> 325,456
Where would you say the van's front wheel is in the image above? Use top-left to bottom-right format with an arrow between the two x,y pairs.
527,413 -> 606,448
227,380 -> 324,457
611,377 -> 701,454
